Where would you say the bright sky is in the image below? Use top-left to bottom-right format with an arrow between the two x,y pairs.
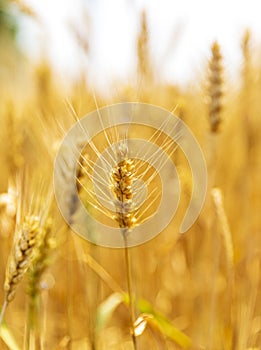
20,0 -> 261,90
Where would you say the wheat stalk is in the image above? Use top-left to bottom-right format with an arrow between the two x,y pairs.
77,134 -> 139,347
109,142 -> 138,350
26,217 -> 54,350
211,188 -> 234,271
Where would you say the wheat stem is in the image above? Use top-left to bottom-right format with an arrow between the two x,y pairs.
82,253 -> 123,294
0,300 -> 8,327
211,187 -> 234,272
123,231 -> 137,350
25,215 -> 54,350
109,145 -> 138,348
28,296 -> 40,350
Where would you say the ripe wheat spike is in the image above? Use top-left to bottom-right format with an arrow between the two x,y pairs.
208,41 -> 223,133
4,215 -> 40,303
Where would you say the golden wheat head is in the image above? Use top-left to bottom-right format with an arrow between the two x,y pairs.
4,215 -> 40,303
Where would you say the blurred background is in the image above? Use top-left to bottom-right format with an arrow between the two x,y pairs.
2,0 -> 261,91
0,0 -> 261,349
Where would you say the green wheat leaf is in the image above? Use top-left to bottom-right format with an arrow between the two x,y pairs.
0,322 -> 20,350
95,292 -> 124,332
138,299 -> 191,348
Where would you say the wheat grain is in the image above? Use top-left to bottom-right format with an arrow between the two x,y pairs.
111,158 -> 137,230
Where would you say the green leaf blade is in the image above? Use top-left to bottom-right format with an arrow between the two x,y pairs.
138,299 -> 191,348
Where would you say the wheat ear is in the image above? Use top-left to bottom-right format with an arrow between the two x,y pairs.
27,218 -> 54,301
0,215 -> 40,326
206,41 -> 224,188
137,10 -> 152,83
208,41 -> 223,133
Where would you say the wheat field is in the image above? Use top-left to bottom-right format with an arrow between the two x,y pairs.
0,4 -> 261,350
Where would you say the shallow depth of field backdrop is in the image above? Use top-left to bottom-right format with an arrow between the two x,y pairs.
0,0 -> 261,349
